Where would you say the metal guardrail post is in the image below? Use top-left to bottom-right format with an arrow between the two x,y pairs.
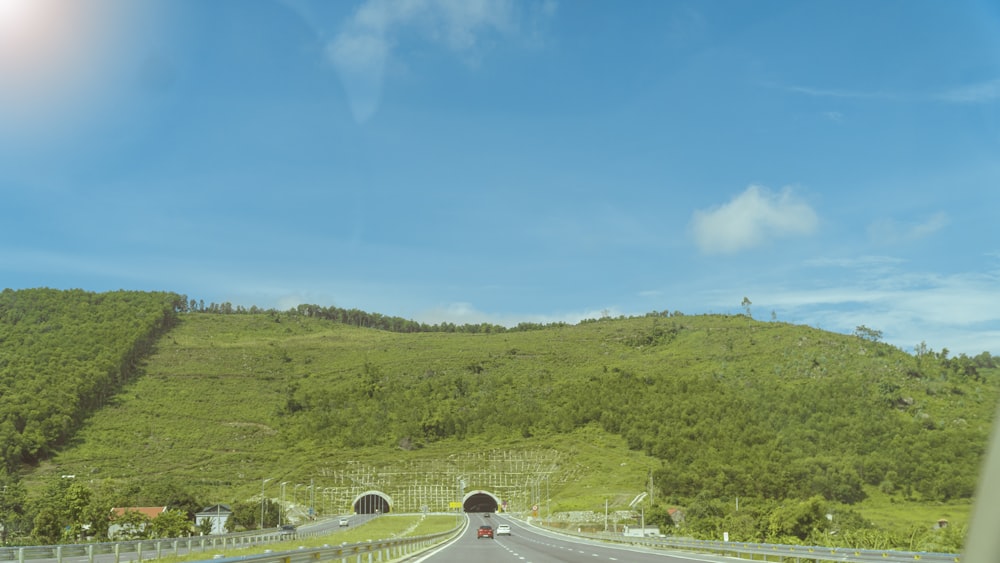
87,544 -> 94,563
17,547 -> 23,563
55,546 -> 61,563
113,543 -> 119,563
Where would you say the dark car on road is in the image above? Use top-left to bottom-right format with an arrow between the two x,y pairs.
477,525 -> 494,539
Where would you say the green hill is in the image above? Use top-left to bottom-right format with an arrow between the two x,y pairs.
0,288 -> 182,467
2,289 -> 998,550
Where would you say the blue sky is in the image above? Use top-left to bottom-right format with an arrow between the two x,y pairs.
1,0 -> 998,355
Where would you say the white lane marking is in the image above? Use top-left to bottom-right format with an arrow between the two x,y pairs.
409,516 -> 470,563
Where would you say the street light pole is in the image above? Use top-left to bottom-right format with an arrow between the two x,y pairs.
279,482 -> 289,526
260,477 -> 273,529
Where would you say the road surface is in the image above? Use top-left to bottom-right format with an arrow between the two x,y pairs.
412,514 -> 728,563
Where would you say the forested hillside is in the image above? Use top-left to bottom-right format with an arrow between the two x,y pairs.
4,290 -> 999,549
263,310 -> 997,505
0,289 -> 183,468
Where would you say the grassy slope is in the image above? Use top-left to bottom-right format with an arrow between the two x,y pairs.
26,312 -> 1000,526
30,313 -> 662,510
857,485 -> 972,532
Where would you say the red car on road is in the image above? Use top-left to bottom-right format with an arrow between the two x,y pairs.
477,525 -> 494,539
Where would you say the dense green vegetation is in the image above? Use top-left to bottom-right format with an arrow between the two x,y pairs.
1,289 -> 997,552
0,288 -> 182,469
0,289 -> 184,542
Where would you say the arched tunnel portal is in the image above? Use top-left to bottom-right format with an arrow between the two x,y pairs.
352,490 -> 392,514
462,490 -> 500,513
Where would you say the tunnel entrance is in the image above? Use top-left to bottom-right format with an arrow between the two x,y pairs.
462,490 -> 500,513
352,491 -> 392,514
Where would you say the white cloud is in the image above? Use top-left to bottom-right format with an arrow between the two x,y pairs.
785,85 -> 900,101
326,30 -> 391,122
416,302 -> 619,327
784,79 -> 1000,105
421,301 -> 485,325
713,264 -> 1000,355
766,276 -> 985,326
690,185 -> 818,254
428,0 -> 515,50
937,78 -> 1000,103
867,212 -> 949,245
326,0 -> 523,123
804,255 -> 905,269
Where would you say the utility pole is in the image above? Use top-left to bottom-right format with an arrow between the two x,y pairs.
260,478 -> 272,529
279,482 -> 288,526
648,471 -> 654,508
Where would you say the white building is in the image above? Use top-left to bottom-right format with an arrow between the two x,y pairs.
195,504 -> 233,535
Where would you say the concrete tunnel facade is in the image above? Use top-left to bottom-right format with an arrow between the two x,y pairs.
352,490 -> 392,514
462,490 -> 501,513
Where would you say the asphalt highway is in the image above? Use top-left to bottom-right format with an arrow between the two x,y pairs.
410,514 -> 729,563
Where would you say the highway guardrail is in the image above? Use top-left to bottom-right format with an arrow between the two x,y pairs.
577,530 -> 962,563
0,521 -> 460,563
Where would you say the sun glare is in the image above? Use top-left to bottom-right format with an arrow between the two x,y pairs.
0,0 -> 66,89
0,0 -> 34,24
0,0 -> 42,48
0,0 -> 128,140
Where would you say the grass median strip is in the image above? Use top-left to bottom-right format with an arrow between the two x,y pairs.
154,514 -> 463,563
